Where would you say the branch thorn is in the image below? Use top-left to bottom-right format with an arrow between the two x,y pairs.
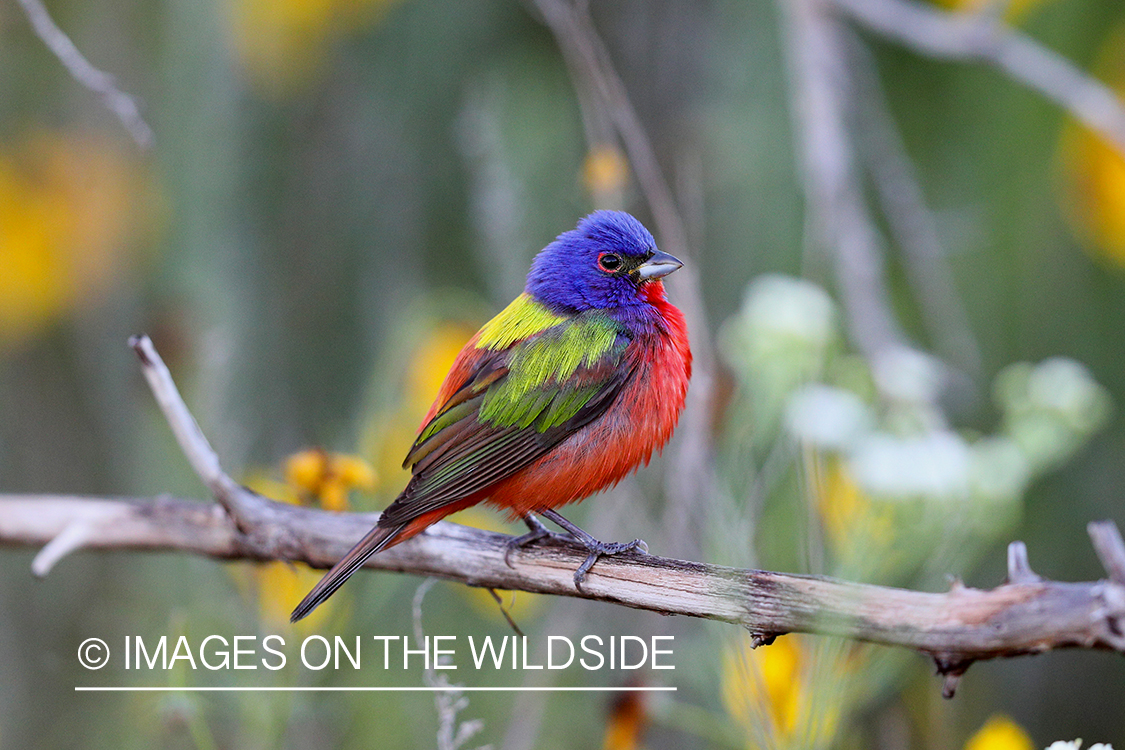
1006,541 -> 1041,584
1088,520 -> 1125,585
31,521 -> 96,576
932,654 -> 973,699
749,632 -> 779,648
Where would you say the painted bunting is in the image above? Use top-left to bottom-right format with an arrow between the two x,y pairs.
291,211 -> 691,621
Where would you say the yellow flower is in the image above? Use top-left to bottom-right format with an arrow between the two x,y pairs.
929,0 -> 1049,20
964,715 -> 1035,750
227,0 -> 402,97
816,458 -> 895,567
1058,23 -> 1125,266
0,132 -> 148,347
722,634 -> 803,738
722,634 -> 849,749
583,144 -> 630,208
285,448 -> 377,512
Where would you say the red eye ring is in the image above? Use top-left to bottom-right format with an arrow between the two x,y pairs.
597,252 -> 622,273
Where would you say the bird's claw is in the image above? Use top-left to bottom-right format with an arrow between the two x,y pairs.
505,516 -> 572,568
572,538 -> 648,591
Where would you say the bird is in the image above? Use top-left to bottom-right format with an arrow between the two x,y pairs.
291,210 -> 691,622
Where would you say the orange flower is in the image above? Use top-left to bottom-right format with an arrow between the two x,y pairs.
238,451 -> 375,628
603,689 -> 646,750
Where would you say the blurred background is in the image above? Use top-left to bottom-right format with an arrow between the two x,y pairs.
1,0 -> 1124,747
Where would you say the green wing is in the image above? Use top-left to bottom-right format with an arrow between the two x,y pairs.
378,314 -> 631,528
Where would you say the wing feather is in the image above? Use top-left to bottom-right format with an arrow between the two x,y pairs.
378,316 -> 632,529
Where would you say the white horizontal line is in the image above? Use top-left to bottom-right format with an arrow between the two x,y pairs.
76,686 -> 676,693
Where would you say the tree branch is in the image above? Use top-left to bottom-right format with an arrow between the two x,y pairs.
829,0 -> 1125,156
1,335 -> 1120,700
16,0 -> 153,148
1,491 -> 1123,699
782,0 -> 908,360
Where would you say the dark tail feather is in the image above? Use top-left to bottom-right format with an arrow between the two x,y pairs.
290,523 -> 406,622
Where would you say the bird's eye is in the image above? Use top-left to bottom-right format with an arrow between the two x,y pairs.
597,253 -> 622,273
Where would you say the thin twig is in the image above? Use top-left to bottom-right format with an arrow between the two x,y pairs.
830,0 -> 1125,155
16,0 -> 153,148
413,579 -> 490,750
2,492 -> 1123,699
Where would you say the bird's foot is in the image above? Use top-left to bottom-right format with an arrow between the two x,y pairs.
504,514 -> 572,568
538,508 -> 648,591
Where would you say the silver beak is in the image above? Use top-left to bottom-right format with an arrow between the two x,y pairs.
636,250 -> 683,280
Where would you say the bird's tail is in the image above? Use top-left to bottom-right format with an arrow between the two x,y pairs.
290,522 -> 407,622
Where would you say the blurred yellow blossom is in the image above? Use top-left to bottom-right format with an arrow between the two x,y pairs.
722,634 -> 848,749
0,132 -> 148,347
816,458 -> 895,570
233,474 -> 334,629
723,634 -> 803,738
285,448 -> 377,512
583,144 -> 630,208
965,715 -> 1035,750
1059,24 -> 1125,266
228,0 -> 402,97
930,0 -> 1049,20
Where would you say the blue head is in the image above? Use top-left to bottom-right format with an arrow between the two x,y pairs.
525,211 -> 682,319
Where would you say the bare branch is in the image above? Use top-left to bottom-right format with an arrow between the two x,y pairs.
782,0 -> 907,359
846,31 -> 982,377
31,519 -> 97,576
2,492 -> 1123,699
16,0 -> 153,148
830,0 -> 1125,155
129,335 -> 252,532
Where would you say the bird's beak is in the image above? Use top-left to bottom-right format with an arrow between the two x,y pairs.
635,250 -> 683,280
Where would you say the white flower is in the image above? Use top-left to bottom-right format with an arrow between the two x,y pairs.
968,437 -> 1031,503
872,346 -> 946,405
849,430 -> 971,501
741,274 -> 836,351
1044,740 -> 1115,750
784,385 -> 873,450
